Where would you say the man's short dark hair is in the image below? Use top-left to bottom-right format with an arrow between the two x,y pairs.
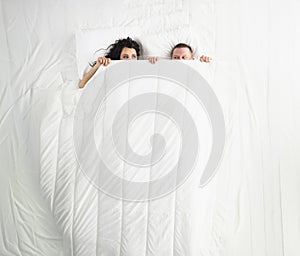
170,43 -> 193,57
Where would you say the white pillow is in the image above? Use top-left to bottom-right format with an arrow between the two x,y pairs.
141,27 -> 207,58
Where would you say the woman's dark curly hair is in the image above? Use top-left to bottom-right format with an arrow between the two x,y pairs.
105,37 -> 141,60
90,37 -> 141,67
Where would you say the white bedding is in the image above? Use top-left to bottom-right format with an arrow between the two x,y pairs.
1,0 -> 300,255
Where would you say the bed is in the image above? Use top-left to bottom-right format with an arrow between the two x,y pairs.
0,0 -> 299,255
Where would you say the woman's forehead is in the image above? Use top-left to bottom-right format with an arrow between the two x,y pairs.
121,47 -> 137,54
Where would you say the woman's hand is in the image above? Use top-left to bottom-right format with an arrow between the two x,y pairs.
199,55 -> 212,63
95,56 -> 111,67
79,57 -> 111,89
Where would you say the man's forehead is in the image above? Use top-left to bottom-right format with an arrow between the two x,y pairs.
173,47 -> 192,55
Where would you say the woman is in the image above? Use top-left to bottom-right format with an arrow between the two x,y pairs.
78,37 -> 141,88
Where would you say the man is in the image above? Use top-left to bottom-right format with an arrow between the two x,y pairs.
148,43 -> 212,64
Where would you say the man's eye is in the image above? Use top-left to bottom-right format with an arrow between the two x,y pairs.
123,55 -> 128,59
